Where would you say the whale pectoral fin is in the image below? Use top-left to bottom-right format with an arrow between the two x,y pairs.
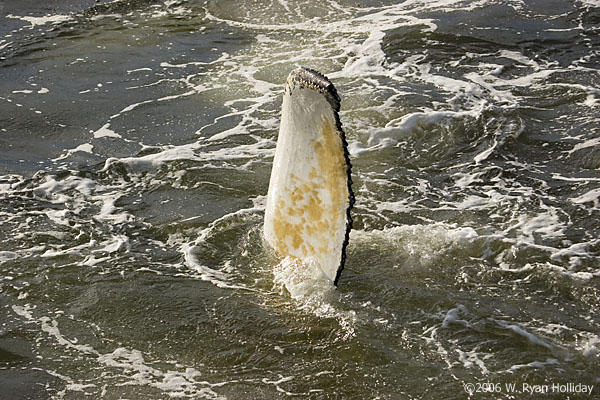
264,68 -> 353,285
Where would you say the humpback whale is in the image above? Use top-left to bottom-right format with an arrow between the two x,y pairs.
264,68 -> 354,286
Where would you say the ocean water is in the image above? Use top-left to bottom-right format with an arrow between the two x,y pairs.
1,0 -> 599,398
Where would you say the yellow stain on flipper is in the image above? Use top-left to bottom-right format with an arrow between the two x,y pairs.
266,105 -> 351,283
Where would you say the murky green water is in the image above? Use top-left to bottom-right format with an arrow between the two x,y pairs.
1,0 -> 599,398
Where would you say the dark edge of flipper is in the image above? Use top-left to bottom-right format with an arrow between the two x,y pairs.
288,67 -> 355,286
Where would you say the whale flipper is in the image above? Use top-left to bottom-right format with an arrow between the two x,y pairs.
264,68 -> 353,285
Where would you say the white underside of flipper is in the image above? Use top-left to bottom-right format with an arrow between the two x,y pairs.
264,68 -> 353,285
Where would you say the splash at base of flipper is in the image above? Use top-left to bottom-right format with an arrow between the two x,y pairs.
264,68 -> 354,286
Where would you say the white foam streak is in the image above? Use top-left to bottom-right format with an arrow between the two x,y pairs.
181,206 -> 261,290
96,192 -> 132,224
181,242 -> 237,289
93,235 -> 131,254
508,358 -> 560,372
41,317 -> 98,355
34,175 -> 96,204
52,143 -> 94,161
0,40 -> 11,51
442,305 -> 472,329
572,187 -> 600,205
350,225 -> 480,267
0,251 -> 18,264
578,0 -> 600,7
569,136 -> 600,155
12,309 -> 227,399
93,123 -> 121,139
456,349 -> 492,375
12,304 -> 35,320
551,173 -> 600,183
7,13 -> 72,28
542,262 -> 600,281
493,319 -> 554,351
103,138 -> 274,172
577,333 -> 600,358
32,174 -> 133,226
502,205 -> 565,242
368,110 -> 477,147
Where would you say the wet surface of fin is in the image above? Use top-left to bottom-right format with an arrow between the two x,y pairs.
264,68 -> 353,285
